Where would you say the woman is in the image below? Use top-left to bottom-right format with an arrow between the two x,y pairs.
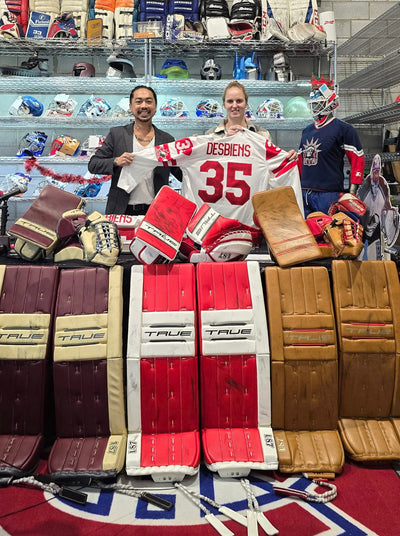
206,80 -> 297,160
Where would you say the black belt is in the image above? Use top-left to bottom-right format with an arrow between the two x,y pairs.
126,204 -> 150,215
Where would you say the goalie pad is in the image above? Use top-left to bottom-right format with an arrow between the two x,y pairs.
332,260 -> 400,462
48,266 -> 127,480
197,261 -> 278,477
204,16 -> 230,39
260,0 -> 289,41
126,264 -> 200,481
130,186 -> 197,264
265,265 -> 344,476
184,203 -> 261,262
8,185 -> 84,261
252,186 -> 322,267
114,0 -> 134,38
289,0 -> 319,27
95,0 -> 115,38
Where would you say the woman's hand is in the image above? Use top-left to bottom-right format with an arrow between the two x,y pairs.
286,149 -> 298,162
226,125 -> 245,136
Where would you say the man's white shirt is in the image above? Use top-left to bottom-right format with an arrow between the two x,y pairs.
118,129 -> 303,226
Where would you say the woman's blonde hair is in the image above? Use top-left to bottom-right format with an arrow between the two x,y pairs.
222,81 -> 249,105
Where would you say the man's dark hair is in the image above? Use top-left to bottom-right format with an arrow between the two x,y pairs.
130,85 -> 157,105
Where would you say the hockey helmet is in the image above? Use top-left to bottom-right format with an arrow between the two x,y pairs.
0,173 -> 31,196
16,131 -> 48,157
46,93 -> 77,117
79,135 -> 105,157
75,182 -> 102,198
284,96 -> 312,119
196,99 -> 224,118
256,98 -> 284,119
111,97 -> 133,117
160,98 -> 189,118
72,62 -> 95,77
77,96 -> 111,117
159,59 -> 189,79
106,53 -> 136,78
200,58 -> 222,80
308,76 -> 339,118
50,135 -> 81,156
9,95 -> 44,117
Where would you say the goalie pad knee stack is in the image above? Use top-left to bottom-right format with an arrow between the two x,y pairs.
199,0 -> 230,39
183,203 -> 260,262
228,0 -> 260,41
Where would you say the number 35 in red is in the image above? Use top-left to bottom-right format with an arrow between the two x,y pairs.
198,161 -> 252,205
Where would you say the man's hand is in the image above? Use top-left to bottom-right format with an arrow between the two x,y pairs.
114,152 -> 134,167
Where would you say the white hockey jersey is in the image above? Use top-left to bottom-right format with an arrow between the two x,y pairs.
118,129 -> 303,226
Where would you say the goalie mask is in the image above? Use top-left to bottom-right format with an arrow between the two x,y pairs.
50,135 -> 81,156
158,59 -> 189,79
284,96 -> 312,119
46,94 -> 77,117
16,131 -> 48,157
9,95 -> 43,117
106,53 -> 136,78
160,98 -> 189,118
77,96 -> 111,117
200,58 -> 222,80
308,76 -> 339,120
256,98 -> 284,119
72,62 -> 95,77
196,99 -> 224,118
111,97 -> 133,117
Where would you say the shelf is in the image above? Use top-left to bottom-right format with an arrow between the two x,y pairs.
0,116 -> 311,130
339,49 -> 400,89
364,152 -> 400,164
0,76 -> 311,96
0,37 -> 331,58
337,2 -> 400,57
343,101 -> 400,125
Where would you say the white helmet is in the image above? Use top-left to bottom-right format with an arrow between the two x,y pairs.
256,98 -> 284,119
111,97 -> 133,117
160,98 -> 189,118
46,94 -> 77,117
308,77 -> 339,119
77,96 -> 111,117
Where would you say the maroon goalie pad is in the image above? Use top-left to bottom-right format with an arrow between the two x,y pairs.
0,265 -> 59,476
47,266 -> 126,480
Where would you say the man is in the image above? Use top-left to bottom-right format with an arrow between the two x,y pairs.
88,85 -> 181,215
298,76 -> 365,217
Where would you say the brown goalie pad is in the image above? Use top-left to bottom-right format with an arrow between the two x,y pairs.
252,186 -> 322,267
8,185 -> 84,261
265,266 -> 344,476
332,260 -> 400,462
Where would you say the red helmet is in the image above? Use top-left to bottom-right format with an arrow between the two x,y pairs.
72,62 -> 95,77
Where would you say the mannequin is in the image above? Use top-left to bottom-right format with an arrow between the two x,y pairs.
298,76 -> 365,217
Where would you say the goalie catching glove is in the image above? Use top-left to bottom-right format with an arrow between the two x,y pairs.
54,210 -> 121,266
306,211 -> 364,259
181,203 -> 261,262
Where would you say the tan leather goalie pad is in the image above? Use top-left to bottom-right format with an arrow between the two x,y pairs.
252,186 -> 322,267
332,260 -> 400,461
265,266 -> 344,474
274,430 -> 344,477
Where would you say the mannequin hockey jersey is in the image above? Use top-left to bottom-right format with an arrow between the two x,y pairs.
118,129 -> 303,226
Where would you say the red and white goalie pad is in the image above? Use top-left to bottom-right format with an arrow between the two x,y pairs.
105,214 -> 143,252
183,203 -> 261,262
130,186 -> 197,264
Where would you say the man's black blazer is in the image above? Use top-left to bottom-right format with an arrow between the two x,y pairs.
88,122 -> 181,214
